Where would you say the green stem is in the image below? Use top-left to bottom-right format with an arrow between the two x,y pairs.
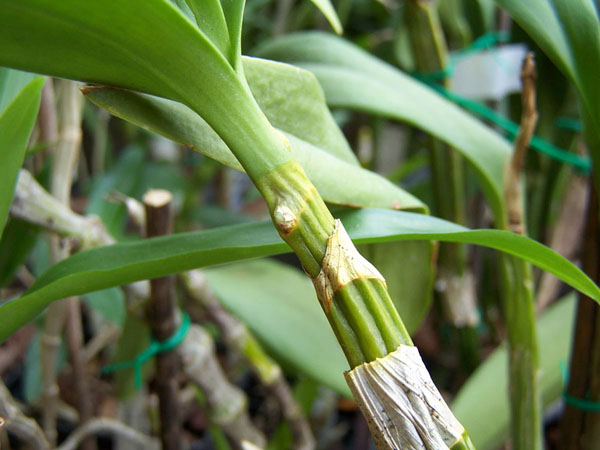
406,0 -> 480,373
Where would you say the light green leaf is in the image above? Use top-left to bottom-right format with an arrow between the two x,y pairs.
83,86 -> 424,211
452,294 -> 576,449
221,0 -> 246,70
309,0 -> 343,34
0,0 -> 293,180
205,259 -> 351,396
254,32 -> 513,221
1,208 -> 598,343
184,0 -> 231,59
243,57 -> 356,164
0,71 -> 44,233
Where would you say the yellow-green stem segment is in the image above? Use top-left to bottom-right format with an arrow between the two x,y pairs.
256,159 -> 411,367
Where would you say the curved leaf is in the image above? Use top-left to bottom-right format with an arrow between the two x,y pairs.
0,0 -> 294,179
492,0 -> 600,134
254,32 -> 513,221
205,259 -> 351,396
452,294 -> 576,449
1,208 -> 598,342
0,72 -> 44,233
243,57 -> 356,164
308,0 -> 343,34
83,86 -> 425,211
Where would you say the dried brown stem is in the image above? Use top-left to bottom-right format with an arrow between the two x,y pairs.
56,418 -> 160,450
183,270 -> 314,449
504,52 -> 538,235
42,79 -> 94,448
179,324 -> 266,449
65,299 -> 95,440
143,189 -> 181,450
0,379 -> 50,450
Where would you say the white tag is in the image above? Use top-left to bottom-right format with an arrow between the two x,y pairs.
450,44 -> 528,101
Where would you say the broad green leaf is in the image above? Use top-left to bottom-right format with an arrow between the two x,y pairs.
359,241 -> 435,335
243,57 -> 356,164
2,208 -> 598,342
0,219 -> 40,287
452,294 -> 576,449
0,72 -> 44,233
0,69 -> 38,115
0,0 -> 293,179
254,32 -> 513,221
308,0 -> 343,34
184,0 -> 231,59
205,259 -> 351,396
83,86 -> 425,211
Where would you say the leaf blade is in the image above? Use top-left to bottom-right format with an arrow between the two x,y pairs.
2,208 -> 598,342
0,74 -> 44,233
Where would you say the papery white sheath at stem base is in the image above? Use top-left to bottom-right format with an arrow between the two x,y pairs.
345,345 -> 465,449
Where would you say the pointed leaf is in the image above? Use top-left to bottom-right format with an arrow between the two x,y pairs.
308,0 -> 343,34
254,32 -> 513,221
243,57 -> 357,164
492,0 -> 600,176
0,0 -> 289,179
221,0 -> 246,70
83,86 -> 425,211
0,72 -> 44,233
2,208 -> 598,342
184,0 -> 231,59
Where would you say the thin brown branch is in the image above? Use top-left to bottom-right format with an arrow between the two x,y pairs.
143,189 -> 181,450
183,270 -> 314,449
56,418 -> 160,450
179,324 -> 267,448
504,52 -> 538,235
42,79 -> 96,449
65,299 -> 95,436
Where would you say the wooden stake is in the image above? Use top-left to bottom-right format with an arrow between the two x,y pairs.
143,189 -> 181,450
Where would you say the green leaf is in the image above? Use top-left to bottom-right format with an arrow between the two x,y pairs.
83,86 -> 425,212
0,219 -> 40,287
205,259 -> 351,396
452,294 -> 577,449
2,208 -> 598,343
308,0 -> 343,34
0,0 -> 293,180
0,71 -> 44,233
221,0 -> 246,70
254,32 -> 513,221
184,0 -> 231,60
243,57 -> 357,164
492,0 -> 600,183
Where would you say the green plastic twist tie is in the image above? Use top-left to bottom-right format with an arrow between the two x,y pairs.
411,30 -> 591,174
103,312 -> 191,388
560,360 -> 600,412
